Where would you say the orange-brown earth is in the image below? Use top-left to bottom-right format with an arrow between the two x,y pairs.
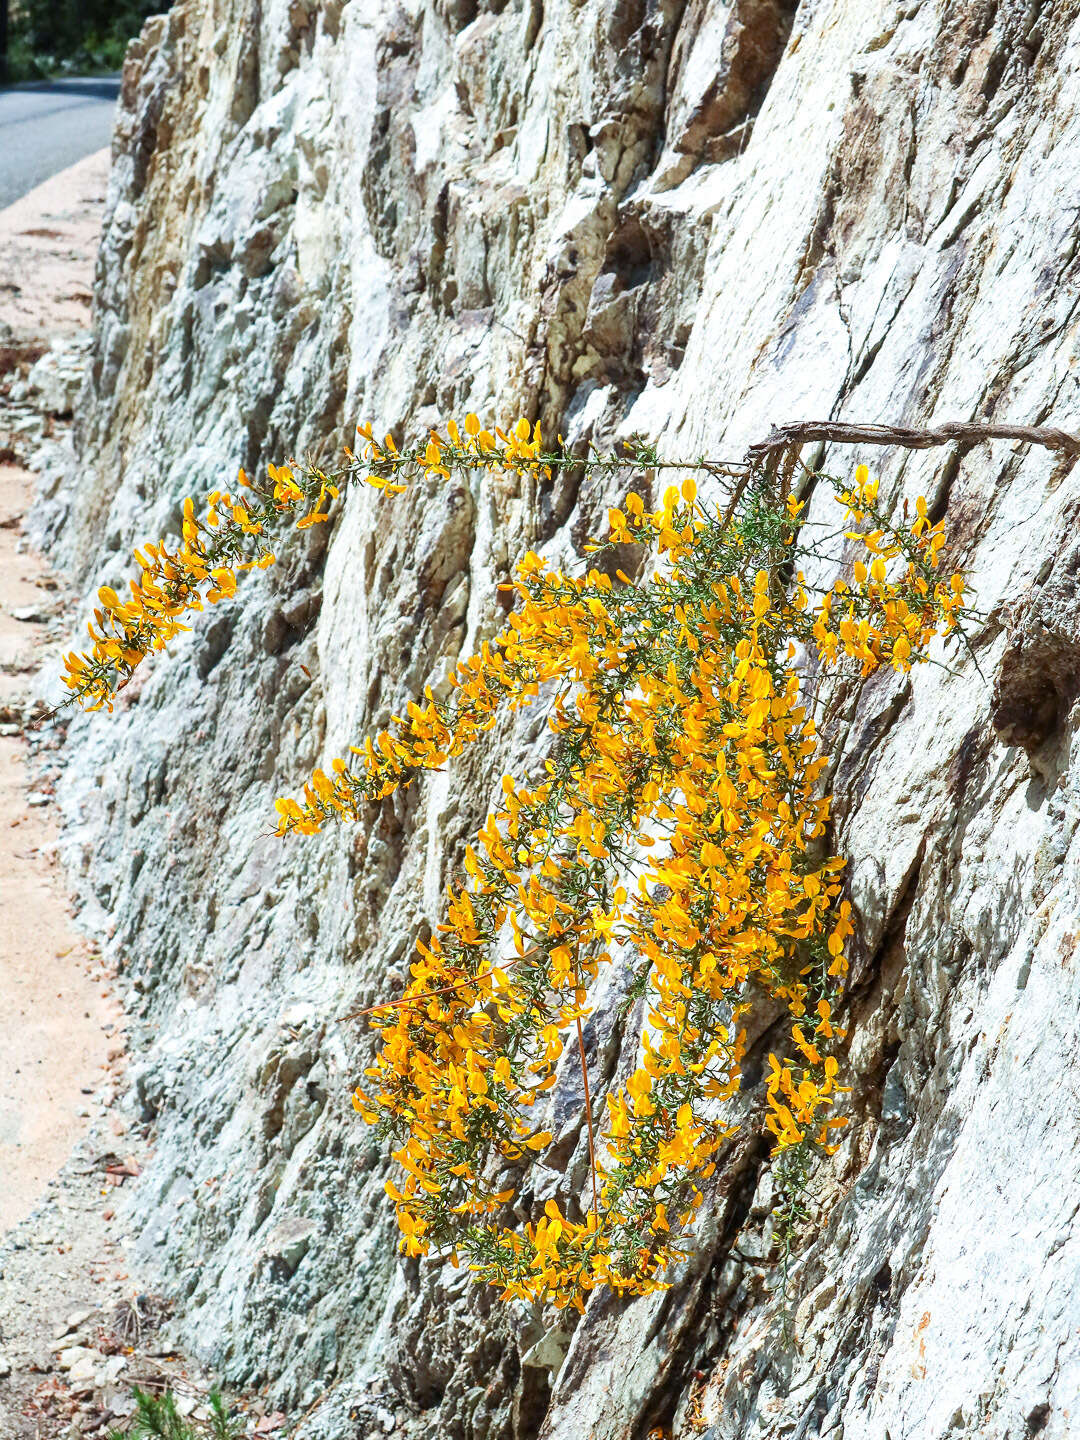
0,151 -> 216,1439
0,460 -> 120,1234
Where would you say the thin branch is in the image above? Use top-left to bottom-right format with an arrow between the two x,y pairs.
340,948 -> 536,1021
716,467 -> 753,540
576,1014 -> 600,1223
745,419 -> 1080,463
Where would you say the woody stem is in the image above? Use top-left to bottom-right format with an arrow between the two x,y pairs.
576,1013 -> 599,1223
343,948 -> 537,1021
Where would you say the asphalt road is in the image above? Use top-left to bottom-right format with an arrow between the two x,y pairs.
0,76 -> 120,210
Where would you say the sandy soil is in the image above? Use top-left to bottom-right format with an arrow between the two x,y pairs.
0,147 -> 117,1236
0,141 -> 241,1440
0,145 -> 171,1437
0,472 -> 217,1416
0,470 -> 166,1436
0,463 -> 120,1233
0,149 -> 110,341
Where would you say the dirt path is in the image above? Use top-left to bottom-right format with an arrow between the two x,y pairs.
0,512 -> 237,1418
0,151 -> 210,1439
0,462 -> 121,1232
0,148 -> 120,1237
0,463 -> 161,1433
0,148 -> 109,340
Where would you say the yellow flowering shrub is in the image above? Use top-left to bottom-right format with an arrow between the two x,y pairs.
63,417 -> 967,1309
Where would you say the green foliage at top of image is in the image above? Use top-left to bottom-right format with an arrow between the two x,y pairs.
6,0 -> 175,83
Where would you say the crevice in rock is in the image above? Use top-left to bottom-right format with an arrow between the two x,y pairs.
848,837 -> 924,1002
664,0 -> 799,172
926,445 -> 964,526
993,538 -> 1080,753
793,162 -> 841,295
637,1133 -> 773,1439
1026,1402 -> 1052,1436
228,0 -> 265,137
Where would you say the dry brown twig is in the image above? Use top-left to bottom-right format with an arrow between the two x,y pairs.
744,418 -> 1080,463
339,947 -> 539,1023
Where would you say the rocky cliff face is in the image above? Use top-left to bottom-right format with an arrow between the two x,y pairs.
40,0 -> 1080,1436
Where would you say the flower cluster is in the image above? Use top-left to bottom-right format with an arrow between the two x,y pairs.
270,444 -> 966,1306
60,465 -> 330,710
61,418 -> 554,713
63,419 -> 968,1308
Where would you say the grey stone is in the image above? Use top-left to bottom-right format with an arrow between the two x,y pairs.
31,1 -> 1080,1438
262,1216 -> 318,1277
67,1351 -> 100,1385
55,1345 -> 93,1372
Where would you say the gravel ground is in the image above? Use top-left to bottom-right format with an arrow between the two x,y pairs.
0,147 -> 109,343
0,142 -> 233,1440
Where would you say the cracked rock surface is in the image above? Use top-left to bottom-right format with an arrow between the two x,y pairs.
36,1 -> 1080,1437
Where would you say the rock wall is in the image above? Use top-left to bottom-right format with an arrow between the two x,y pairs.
41,0 -> 1080,1436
